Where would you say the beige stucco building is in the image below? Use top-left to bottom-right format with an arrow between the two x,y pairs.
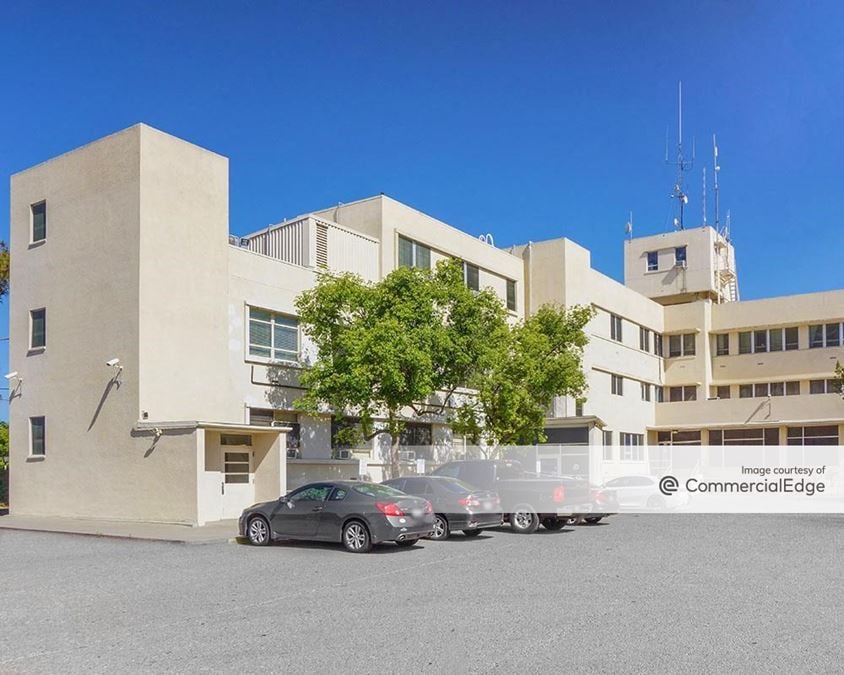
8,125 -> 844,524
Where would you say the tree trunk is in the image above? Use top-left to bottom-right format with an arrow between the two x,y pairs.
387,435 -> 401,479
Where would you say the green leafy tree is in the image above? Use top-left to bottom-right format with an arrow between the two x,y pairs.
835,361 -> 844,398
295,259 -> 507,477
0,240 -> 8,300
0,421 -> 8,471
451,304 -> 594,452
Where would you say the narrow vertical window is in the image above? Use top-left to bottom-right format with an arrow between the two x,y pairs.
30,308 -> 46,349
30,416 -> 46,456
506,279 -> 517,312
674,246 -> 687,265
464,262 -> 479,291
738,332 -> 752,354
826,323 -> 841,348
610,314 -> 623,342
768,329 -> 783,352
654,334 -> 664,357
683,333 -> 696,356
639,327 -> 650,351
669,335 -> 682,357
754,330 -> 768,353
31,201 -> 47,242
611,374 -> 624,396
784,327 -> 799,351
398,236 -> 414,268
808,325 -> 824,348
715,334 -> 729,356
646,251 -> 658,271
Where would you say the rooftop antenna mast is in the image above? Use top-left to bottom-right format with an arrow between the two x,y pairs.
713,134 -> 722,232
666,81 -> 694,230
625,211 -> 634,240
702,166 -> 707,226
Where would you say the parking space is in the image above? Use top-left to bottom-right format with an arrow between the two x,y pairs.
1,515 -> 841,673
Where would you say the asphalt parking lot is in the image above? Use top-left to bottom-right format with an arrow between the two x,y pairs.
1,514 -> 841,673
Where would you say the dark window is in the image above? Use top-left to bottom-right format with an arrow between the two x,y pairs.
786,381 -> 800,396
398,235 -> 430,269
30,416 -> 45,456
669,335 -> 682,358
739,331 -> 752,354
715,334 -> 729,356
654,334 -> 664,357
809,325 -> 824,348
683,385 -> 697,401
506,279 -> 517,311
575,398 -> 584,416
655,386 -> 664,403
646,251 -> 658,271
787,425 -> 839,446
785,327 -> 799,350
611,374 -> 623,396
602,430 -> 613,461
769,329 -> 783,352
826,323 -> 841,347
675,246 -> 687,265
754,383 -> 769,397
809,380 -> 826,395
716,385 -> 730,399
709,430 -> 723,445
30,308 -> 46,349
754,330 -> 768,353
683,333 -> 696,356
464,262 -> 479,291
290,485 -> 333,502
669,386 -> 683,402
610,314 -> 623,342
770,382 -> 784,397
639,327 -> 650,351
399,422 -> 432,448
221,434 -> 252,446
739,384 -> 753,398
640,382 -> 651,401
31,201 -> 47,242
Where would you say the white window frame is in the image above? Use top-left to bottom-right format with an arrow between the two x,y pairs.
620,433 -> 644,461
610,314 -> 623,342
29,307 -> 46,351
397,235 -> 431,270
31,200 -> 47,244
611,374 -> 624,396
246,306 -> 300,364
646,251 -> 658,272
29,416 -> 46,458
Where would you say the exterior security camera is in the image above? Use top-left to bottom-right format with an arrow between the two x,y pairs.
4,371 -> 18,380
106,358 -> 121,367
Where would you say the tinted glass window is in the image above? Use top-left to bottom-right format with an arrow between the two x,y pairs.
329,488 -> 348,501
437,478 -> 475,494
353,483 -> 406,498
290,485 -> 333,502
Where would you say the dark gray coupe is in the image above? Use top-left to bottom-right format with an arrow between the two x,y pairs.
239,481 -> 435,553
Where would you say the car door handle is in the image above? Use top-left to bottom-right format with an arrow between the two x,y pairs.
311,506 -> 324,512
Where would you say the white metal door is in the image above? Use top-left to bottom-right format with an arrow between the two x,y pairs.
221,449 -> 254,519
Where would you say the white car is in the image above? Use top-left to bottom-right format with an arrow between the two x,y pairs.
603,475 -> 689,511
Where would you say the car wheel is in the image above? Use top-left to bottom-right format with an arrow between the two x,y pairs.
463,529 -> 482,537
396,538 -> 417,547
509,507 -> 539,534
584,516 -> 603,524
246,516 -> 271,546
647,495 -> 666,509
342,520 -> 372,553
541,518 -> 566,531
430,515 -> 450,540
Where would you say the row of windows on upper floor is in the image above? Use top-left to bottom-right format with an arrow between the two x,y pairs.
610,314 -> 844,359
605,371 -> 842,404
398,235 -> 517,312
714,323 -> 844,355
609,314 -> 695,357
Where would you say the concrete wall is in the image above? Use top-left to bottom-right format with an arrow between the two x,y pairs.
9,126 -> 200,523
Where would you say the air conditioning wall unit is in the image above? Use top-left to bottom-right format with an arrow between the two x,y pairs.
399,450 -> 416,462
337,449 -> 353,460
675,260 -> 687,269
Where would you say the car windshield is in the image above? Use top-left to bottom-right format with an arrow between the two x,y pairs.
437,478 -> 476,494
353,483 -> 406,498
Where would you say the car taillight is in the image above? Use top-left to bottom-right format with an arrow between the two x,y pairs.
552,485 -> 566,503
592,489 -> 608,504
458,496 -> 480,507
375,501 -> 404,517
424,500 -> 433,514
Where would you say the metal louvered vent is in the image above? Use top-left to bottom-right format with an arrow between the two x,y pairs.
315,223 -> 328,268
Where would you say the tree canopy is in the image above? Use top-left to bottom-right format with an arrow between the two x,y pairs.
294,258 -> 591,474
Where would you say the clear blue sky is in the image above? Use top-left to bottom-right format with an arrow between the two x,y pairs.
2,1 -> 844,417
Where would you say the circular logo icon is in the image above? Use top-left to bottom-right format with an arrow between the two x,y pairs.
659,475 -> 679,496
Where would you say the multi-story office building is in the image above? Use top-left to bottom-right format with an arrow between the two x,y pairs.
9,125 -> 843,524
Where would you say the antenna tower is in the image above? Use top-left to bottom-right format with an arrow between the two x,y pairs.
666,81 -> 694,230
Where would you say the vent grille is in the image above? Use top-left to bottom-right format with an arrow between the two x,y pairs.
315,223 -> 328,268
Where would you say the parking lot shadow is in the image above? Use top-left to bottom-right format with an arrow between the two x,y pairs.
236,537 -> 426,554
488,525 -> 574,535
